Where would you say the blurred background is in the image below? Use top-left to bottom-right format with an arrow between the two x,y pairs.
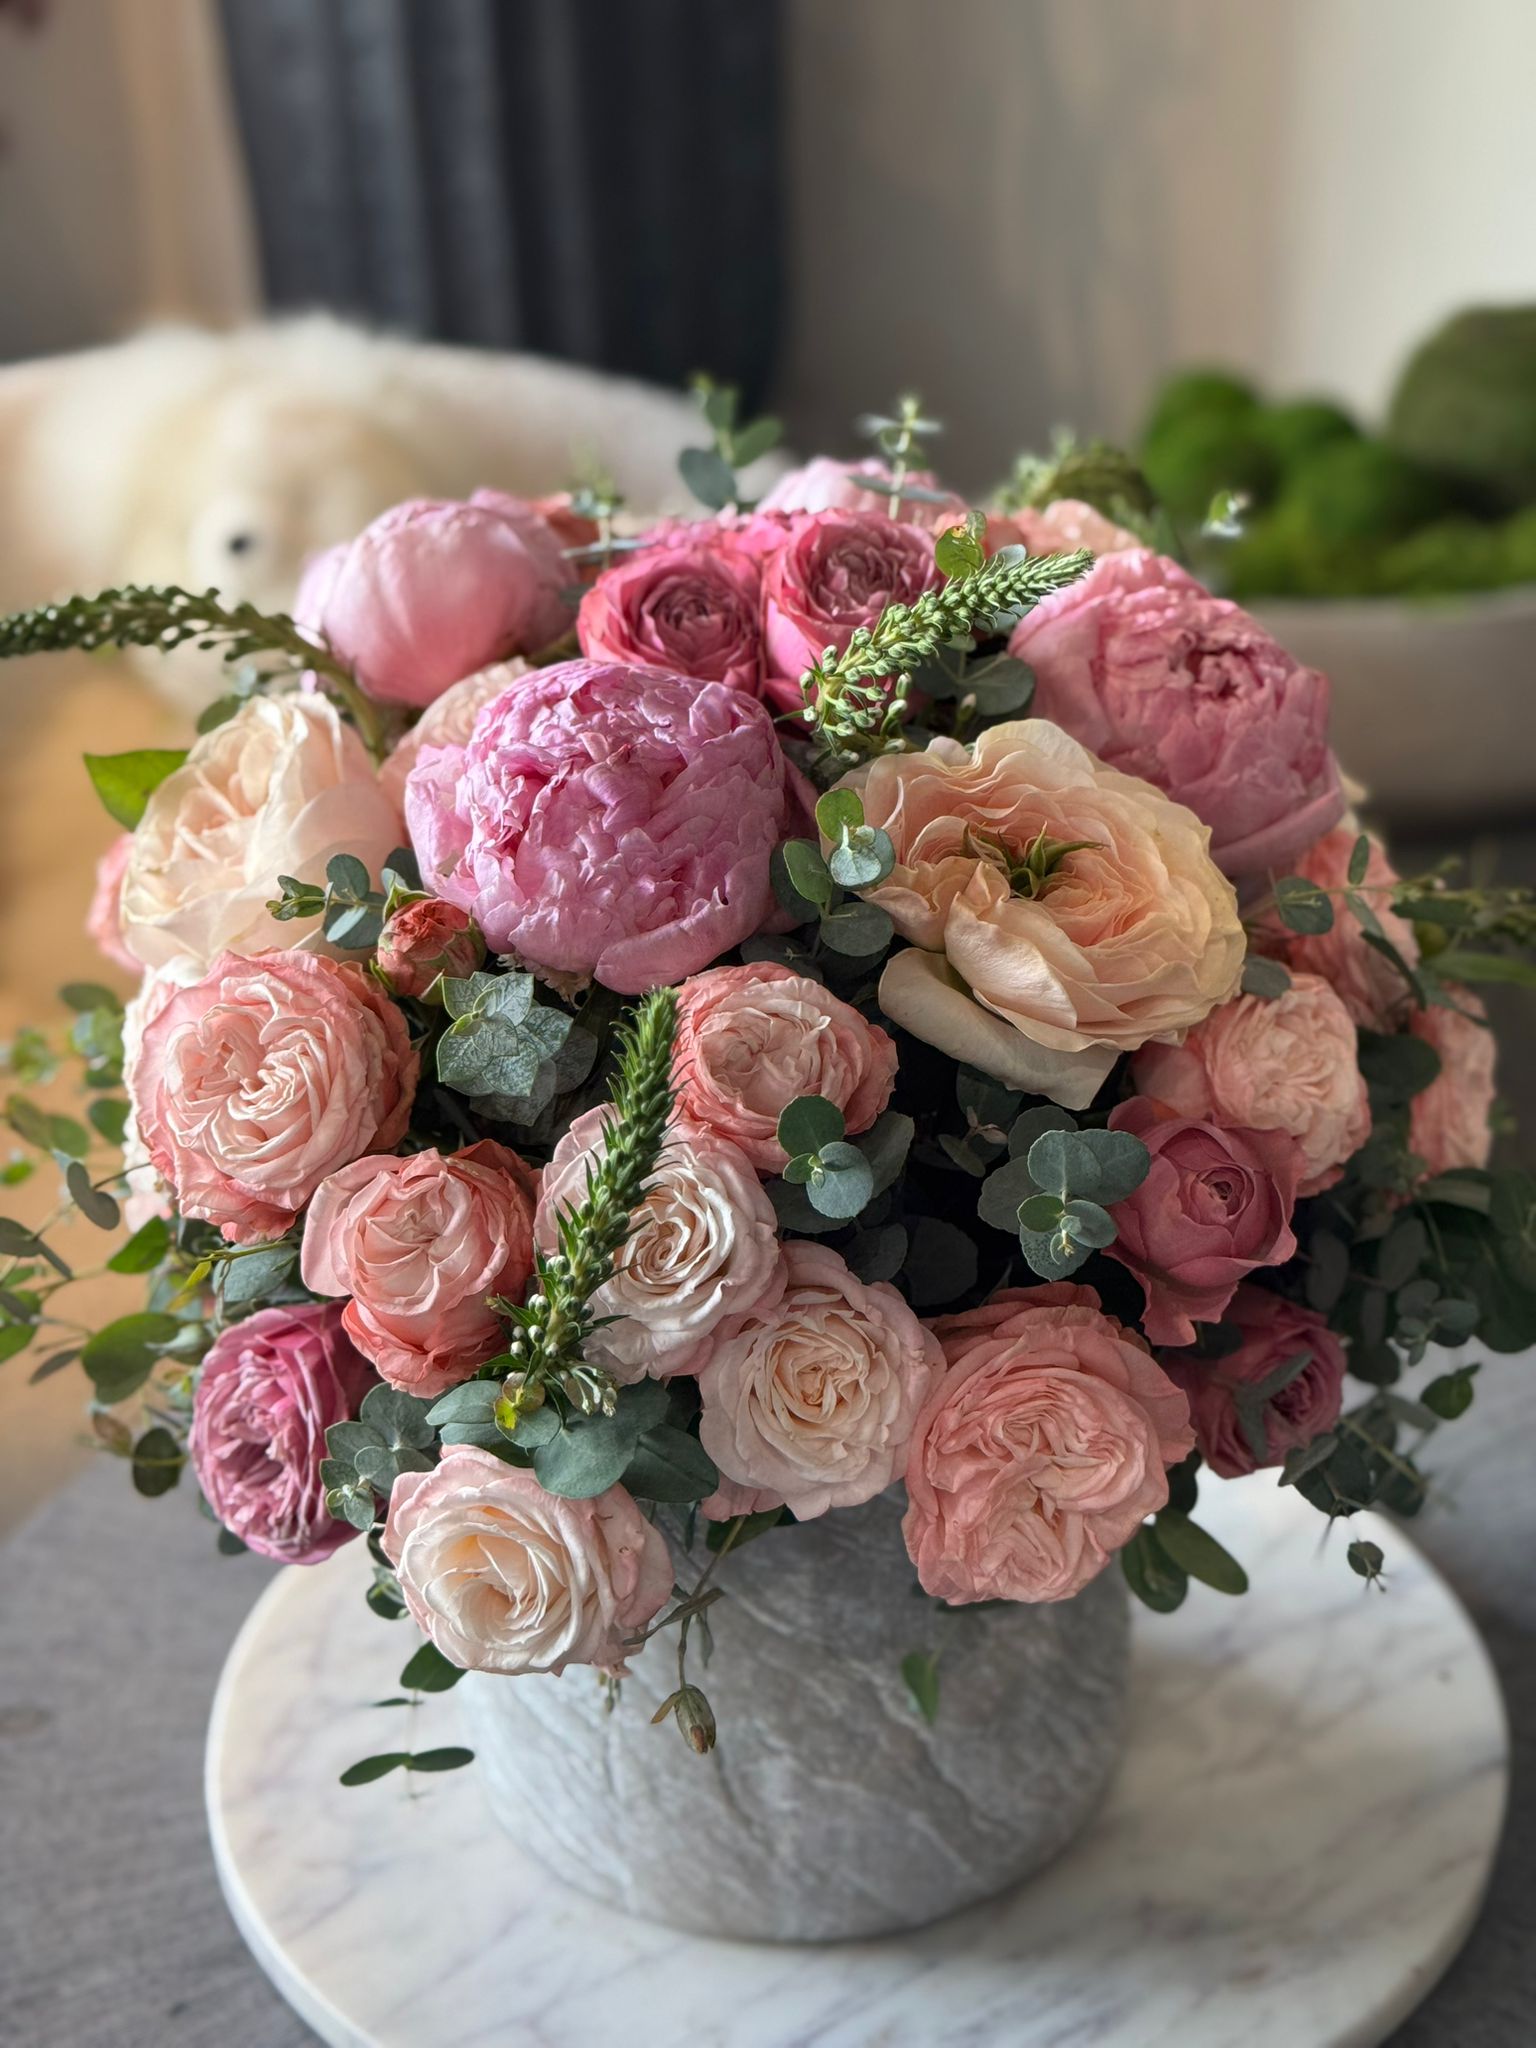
2,0 -> 1535,1524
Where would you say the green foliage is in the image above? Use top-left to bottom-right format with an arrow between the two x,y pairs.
339,1745 -> 474,1788
678,377 -> 783,509
1388,303 -> 1536,512
130,1425 -> 183,1499
323,1385 -> 438,1529
1272,874 -> 1335,935
434,970 -> 594,1124
769,1110 -> 913,1236
84,749 -> 188,830
399,1640 -> 464,1693
81,1312 -> 181,1404
901,1649 -> 941,1725
977,1119 -> 1150,1281
1142,413 -> 1278,529
268,848 -> 420,952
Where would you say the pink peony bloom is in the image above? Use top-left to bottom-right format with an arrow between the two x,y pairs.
404,658 -> 795,993
760,508 -> 942,712
1259,827 -> 1420,1029
302,1141 -> 538,1397
535,1108 -> 782,1379
1104,1097 -> 1301,1347
379,661 -> 528,811
1161,1288 -> 1345,1479
671,960 -> 897,1172
86,832 -> 140,976
757,457 -> 964,527
129,949 -> 418,1244
296,492 -> 571,706
189,1302 -> 375,1564
1011,550 -> 1344,878
375,897 -> 483,998
577,540 -> 764,697
697,1240 -> 943,1519
383,1447 -> 672,1675
903,1284 -> 1194,1605
1408,990 -> 1496,1178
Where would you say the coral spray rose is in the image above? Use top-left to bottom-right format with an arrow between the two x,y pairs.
375,898 -> 483,998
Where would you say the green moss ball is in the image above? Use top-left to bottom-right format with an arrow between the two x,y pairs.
1141,367 -> 1260,445
1254,398 -> 1359,476
1220,519 -> 1306,600
1276,439 -> 1450,548
1498,507 -> 1536,586
1388,305 -> 1536,511
1141,415 -> 1279,528
1377,519 -> 1512,597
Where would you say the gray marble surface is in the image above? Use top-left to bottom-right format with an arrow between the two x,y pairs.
1,1346 -> 1532,2047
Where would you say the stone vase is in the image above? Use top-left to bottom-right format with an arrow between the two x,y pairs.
457,1490 -> 1129,1943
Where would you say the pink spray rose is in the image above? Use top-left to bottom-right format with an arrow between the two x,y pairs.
383,1447 -> 672,1675
760,508 -> 942,712
697,1240 -> 943,1519
375,897 -> 483,998
1103,1097 -> 1301,1347
671,960 -> 897,1172
577,540 -> 764,697
1132,974 -> 1370,1196
86,832 -> 140,976
1259,827 -> 1420,1029
379,661 -> 528,810
404,658 -> 795,992
903,1284 -> 1194,1605
189,1302 -> 375,1564
1161,1288 -> 1346,1479
1408,990 -> 1496,1178
535,1109 -> 782,1379
1011,550 -> 1344,878
302,1141 -> 539,1397
296,492 -> 571,706
129,949 -> 418,1243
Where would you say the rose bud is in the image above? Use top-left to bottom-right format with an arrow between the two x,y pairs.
376,898 -> 483,998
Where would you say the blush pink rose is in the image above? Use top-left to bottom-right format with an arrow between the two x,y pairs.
129,949 -> 418,1243
759,508 -> 943,712
1007,499 -> 1142,555
302,1141 -> 538,1397
1103,1098 -> 1301,1347
1011,549 -> 1344,878
1259,827 -> 1420,1029
577,540 -> 764,697
697,1240 -> 943,1519
189,1302 -> 375,1564
904,1284 -> 1194,1605
86,832 -> 140,976
1131,974 -> 1370,1197
757,457 -> 964,527
383,1448 -> 672,1675
535,1109 -> 782,1379
375,898 -> 483,998
671,961 -> 897,1172
404,658 -> 795,993
379,662 -> 528,810
1161,1288 -> 1346,1479
1408,990 -> 1496,1178
296,492 -> 571,706
699,1476 -> 786,1521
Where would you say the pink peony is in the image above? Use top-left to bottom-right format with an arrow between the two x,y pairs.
129,949 -> 418,1244
903,1284 -> 1194,1605
379,661 -> 528,810
404,658 -> 795,993
1132,974 -> 1370,1197
1161,1288 -> 1346,1479
697,1240 -> 943,1519
535,1109 -> 782,1379
760,508 -> 942,712
302,1141 -> 538,1397
383,1448 -> 672,1675
1104,1097 -> 1301,1347
1260,827 -> 1419,1029
1010,550 -> 1344,878
375,897 -> 483,998
189,1302 -> 375,1564
577,540 -> 764,697
1408,991 -> 1496,1178
296,492 -> 571,706
86,832 -> 140,976
671,960 -> 897,1172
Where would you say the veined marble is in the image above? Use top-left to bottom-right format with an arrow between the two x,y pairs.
207,1474 -> 1507,2048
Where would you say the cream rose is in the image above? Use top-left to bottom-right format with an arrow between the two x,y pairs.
120,693 -> 403,975
535,1109 -> 783,1380
844,721 -> 1244,1108
697,1240 -> 944,1519
378,661 -> 527,810
383,1448 -> 673,1675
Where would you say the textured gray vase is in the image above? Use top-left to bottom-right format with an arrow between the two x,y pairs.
457,1490 -> 1129,1942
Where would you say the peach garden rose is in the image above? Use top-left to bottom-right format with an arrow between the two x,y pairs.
1258,825 -> 1420,1030
1408,990 -> 1496,1178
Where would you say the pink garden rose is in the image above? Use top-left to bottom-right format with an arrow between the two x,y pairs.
1104,1097 -> 1302,1347
302,1141 -> 539,1397
129,949 -> 417,1243
383,1447 -> 672,1675
296,492 -> 570,706
757,457 -> 964,527
536,1109 -> 782,1379
850,719 -> 1244,1108
120,694 -> 403,975
699,1476 -> 786,1521
86,832 -> 140,976
671,961 -> 897,1172
1161,1288 -> 1346,1479
577,540 -> 764,697
697,1240 -> 943,1519
189,1302 -> 375,1564
760,508 -> 942,712
404,659 -> 795,992
1011,550 -> 1344,878
375,897 -> 483,998
379,661 -> 527,810
1260,827 -> 1420,1029
1132,974 -> 1370,1196
903,1284 -> 1194,1605
1008,499 -> 1142,556
1408,990 -> 1496,1178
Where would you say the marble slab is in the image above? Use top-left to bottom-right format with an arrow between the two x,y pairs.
206,1474 -> 1508,2048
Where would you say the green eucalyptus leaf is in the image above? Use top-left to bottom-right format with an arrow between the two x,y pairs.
405,1746 -> 475,1774
81,1311 -> 180,1404
1121,1526 -> 1188,1612
731,416 -> 782,467
1062,1197 -> 1117,1248
1240,954 -> 1291,1000
60,981 -> 124,1016
533,1409 -> 641,1499
400,1640 -> 465,1693
1347,834 -> 1371,886
130,1424 -> 182,1499
678,445 -> 737,511
218,1242 -> 297,1307
1027,1127 -> 1150,1206
781,840 -> 834,911
818,901 -> 894,957
339,1752 -> 409,1787
777,1094 -> 845,1157
66,1161 -> 119,1230
88,1097 -> 130,1147
1017,1192 -> 1066,1233
901,1649 -> 941,1725
1273,875 -> 1335,935
978,1155 -> 1041,1233
1006,1105 -> 1076,1159
1154,1512 -> 1249,1595
1018,1224 -> 1093,1280
814,788 -> 864,839
805,1142 -> 874,1220
1422,1364 -> 1479,1419
623,1424 -> 719,1504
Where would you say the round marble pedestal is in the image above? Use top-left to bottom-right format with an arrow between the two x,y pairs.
207,1476 -> 1507,2048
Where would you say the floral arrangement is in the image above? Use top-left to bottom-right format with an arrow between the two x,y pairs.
3,390 -> 1535,1783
